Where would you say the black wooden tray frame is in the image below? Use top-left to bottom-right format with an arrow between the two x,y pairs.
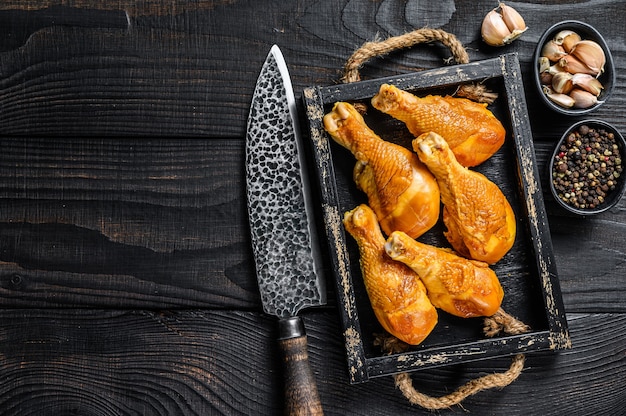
302,54 -> 570,384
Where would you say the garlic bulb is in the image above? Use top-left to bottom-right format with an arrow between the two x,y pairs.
481,3 -> 527,46
481,10 -> 511,46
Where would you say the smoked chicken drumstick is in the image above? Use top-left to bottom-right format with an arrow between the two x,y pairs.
385,230 -> 504,318
344,204 -> 438,345
413,131 -> 516,264
371,84 -> 506,167
324,102 -> 440,239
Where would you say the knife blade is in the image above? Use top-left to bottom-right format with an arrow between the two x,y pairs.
246,44 -> 326,416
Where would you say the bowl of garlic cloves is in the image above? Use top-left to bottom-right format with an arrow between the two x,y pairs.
534,20 -> 615,115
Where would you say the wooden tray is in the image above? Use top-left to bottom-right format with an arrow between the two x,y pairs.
302,54 -> 570,384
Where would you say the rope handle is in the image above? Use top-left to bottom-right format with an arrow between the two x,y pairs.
395,354 -> 526,410
342,28 -> 497,104
342,28 -> 469,83
343,28 -> 527,409
374,308 -> 530,410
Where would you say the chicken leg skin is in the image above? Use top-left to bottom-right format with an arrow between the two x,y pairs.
385,231 -> 504,318
413,131 -> 516,264
344,204 -> 438,345
324,101 -> 440,238
371,84 -> 506,167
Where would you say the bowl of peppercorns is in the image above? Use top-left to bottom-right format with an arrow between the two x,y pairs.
550,120 -> 625,215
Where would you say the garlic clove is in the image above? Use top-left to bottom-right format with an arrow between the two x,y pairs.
542,40 -> 567,62
481,10 -> 511,46
540,71 -> 553,85
543,85 -> 576,108
500,3 -> 526,31
548,63 -> 567,75
571,73 -> 604,96
570,40 -> 606,76
552,71 -> 574,94
553,30 -> 581,53
569,88 -> 602,109
538,56 -> 551,73
558,54 -> 598,76
499,2 -> 527,43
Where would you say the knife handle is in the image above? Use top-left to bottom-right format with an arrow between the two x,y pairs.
278,317 -> 324,416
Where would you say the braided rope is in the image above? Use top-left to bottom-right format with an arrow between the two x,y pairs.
342,27 -> 497,104
342,28 -> 469,83
395,354 -> 526,410
373,308 -> 530,409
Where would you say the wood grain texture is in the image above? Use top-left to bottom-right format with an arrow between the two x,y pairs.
0,0 -> 624,414
278,332 -> 324,416
0,136 -> 258,308
0,310 -> 623,416
0,1 -> 623,137
0,309 -> 282,415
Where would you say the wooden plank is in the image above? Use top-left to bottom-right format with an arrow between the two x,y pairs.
0,137 -> 259,308
0,137 -> 624,310
0,3 -> 624,313
0,1 -> 623,138
0,309 -> 623,415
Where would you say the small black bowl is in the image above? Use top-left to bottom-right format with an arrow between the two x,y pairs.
549,120 -> 626,215
533,20 -> 615,116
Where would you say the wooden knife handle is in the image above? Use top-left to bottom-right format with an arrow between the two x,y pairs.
278,317 -> 324,416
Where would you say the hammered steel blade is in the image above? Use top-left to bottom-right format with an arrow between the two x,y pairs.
246,45 -> 325,318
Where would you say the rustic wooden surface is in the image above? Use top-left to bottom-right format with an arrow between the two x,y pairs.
0,1 -> 624,415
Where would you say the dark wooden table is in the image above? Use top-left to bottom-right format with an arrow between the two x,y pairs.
0,1 -> 624,415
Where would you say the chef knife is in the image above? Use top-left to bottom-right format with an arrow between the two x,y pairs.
246,45 -> 326,416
